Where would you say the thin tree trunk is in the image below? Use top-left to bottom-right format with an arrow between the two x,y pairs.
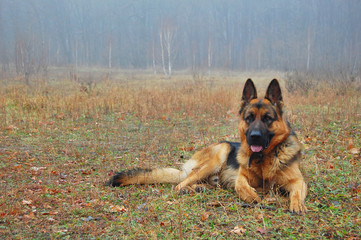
152,39 -> 157,74
159,32 -> 167,77
108,39 -> 112,69
167,31 -> 172,78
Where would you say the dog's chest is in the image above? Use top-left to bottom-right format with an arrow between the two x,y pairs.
252,156 -> 279,181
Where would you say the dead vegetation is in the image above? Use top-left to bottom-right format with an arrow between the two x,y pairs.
0,71 -> 360,239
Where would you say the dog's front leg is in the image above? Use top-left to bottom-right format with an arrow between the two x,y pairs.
235,167 -> 261,203
284,178 -> 308,214
277,167 -> 308,214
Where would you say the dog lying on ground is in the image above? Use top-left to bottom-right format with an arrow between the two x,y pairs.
107,79 -> 307,214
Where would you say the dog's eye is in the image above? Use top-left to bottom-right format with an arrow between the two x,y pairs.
263,115 -> 274,124
245,114 -> 255,124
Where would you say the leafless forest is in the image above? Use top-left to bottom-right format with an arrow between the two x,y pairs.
1,1 -> 361,238
1,0 -> 361,78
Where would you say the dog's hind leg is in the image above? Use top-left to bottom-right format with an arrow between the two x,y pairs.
175,165 -> 218,191
175,143 -> 230,192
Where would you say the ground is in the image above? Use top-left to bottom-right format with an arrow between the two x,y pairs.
0,70 -> 360,239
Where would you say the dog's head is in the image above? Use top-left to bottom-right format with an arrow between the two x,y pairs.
238,79 -> 290,155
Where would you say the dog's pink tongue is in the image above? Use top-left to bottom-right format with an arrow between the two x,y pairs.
251,145 -> 263,152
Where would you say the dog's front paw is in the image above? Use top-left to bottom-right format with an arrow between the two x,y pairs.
289,199 -> 307,214
236,186 -> 261,203
192,184 -> 207,193
178,187 -> 190,195
175,183 -> 192,195
175,183 -> 185,192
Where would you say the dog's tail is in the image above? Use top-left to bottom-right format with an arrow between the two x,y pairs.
106,167 -> 186,187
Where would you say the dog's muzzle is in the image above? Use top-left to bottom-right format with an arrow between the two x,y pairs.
247,130 -> 273,153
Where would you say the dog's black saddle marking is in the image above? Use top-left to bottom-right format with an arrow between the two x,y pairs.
221,141 -> 241,169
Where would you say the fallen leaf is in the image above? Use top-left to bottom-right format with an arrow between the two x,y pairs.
230,226 -> 246,235
265,197 -> 276,203
179,147 -> 194,152
81,170 -> 91,175
41,211 -> 58,216
136,217 -> 146,224
256,213 -> 264,222
109,205 -> 127,213
208,201 -> 222,207
14,164 -> 22,170
347,143 -> 354,150
40,121 -> 54,126
200,212 -> 212,222
23,212 -> 35,219
193,225 -> 200,230
30,167 -> 47,171
22,200 -> 33,205
48,189 -> 61,194
44,204 -> 52,209
55,113 -> 65,120
350,148 -> 360,155
256,227 -> 267,235
6,125 -> 18,131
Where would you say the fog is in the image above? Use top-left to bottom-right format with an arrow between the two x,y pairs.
1,0 -> 360,75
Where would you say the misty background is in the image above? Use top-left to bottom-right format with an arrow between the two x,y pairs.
1,0 -> 360,78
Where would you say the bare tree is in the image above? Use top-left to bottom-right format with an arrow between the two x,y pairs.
306,28 -> 314,71
1,0 -> 361,72
207,37 -> 213,75
159,18 -> 177,78
151,36 -> 157,74
108,36 -> 113,70
15,32 -> 48,85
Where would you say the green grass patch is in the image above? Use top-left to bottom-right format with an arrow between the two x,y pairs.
0,73 -> 360,239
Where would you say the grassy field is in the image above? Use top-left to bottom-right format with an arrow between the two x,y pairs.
0,71 -> 360,239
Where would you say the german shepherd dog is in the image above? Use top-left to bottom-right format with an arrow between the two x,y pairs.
107,79 -> 307,213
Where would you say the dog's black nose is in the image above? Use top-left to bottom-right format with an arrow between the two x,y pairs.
250,130 -> 262,138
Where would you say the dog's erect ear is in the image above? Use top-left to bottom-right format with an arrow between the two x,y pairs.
242,79 -> 257,102
239,79 -> 257,115
265,79 -> 283,107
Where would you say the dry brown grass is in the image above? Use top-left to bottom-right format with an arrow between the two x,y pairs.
0,71 -> 360,239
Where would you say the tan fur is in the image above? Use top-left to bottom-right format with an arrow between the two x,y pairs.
235,136 -> 307,212
234,79 -> 307,213
116,168 -> 185,185
107,79 -> 308,214
175,143 -> 231,191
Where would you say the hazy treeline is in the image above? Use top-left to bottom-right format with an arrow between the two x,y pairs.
0,0 -> 360,75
